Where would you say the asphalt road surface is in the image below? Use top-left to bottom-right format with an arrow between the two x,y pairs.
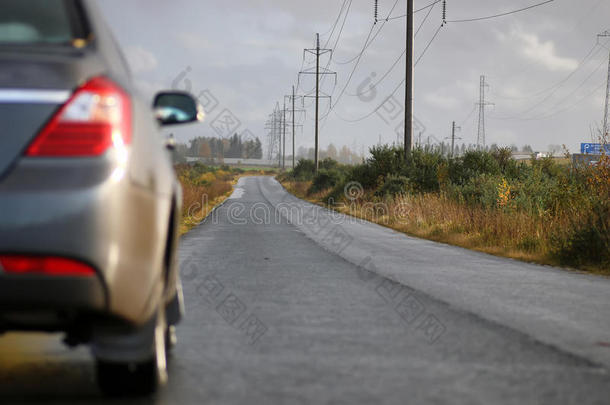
1,176 -> 609,404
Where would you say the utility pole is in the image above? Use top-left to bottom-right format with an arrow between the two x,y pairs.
445,121 -> 462,158
598,31 -> 610,138
282,90 -> 305,169
292,86 -> 296,168
476,75 -> 493,150
275,103 -> 281,167
404,0 -> 414,159
315,34 -> 320,170
301,34 -> 334,172
282,100 -> 286,169
285,86 -> 306,169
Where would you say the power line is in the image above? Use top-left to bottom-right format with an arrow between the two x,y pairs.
493,57 -> 608,120
346,48 -> 405,97
347,0 -> 439,98
332,23 -> 444,124
319,0 -> 353,88
459,105 -> 477,127
447,0 -> 555,23
387,0 -> 442,20
298,0 -> 350,94
490,42 -> 603,101
415,23 -> 442,66
493,80 -> 607,122
415,1 -> 438,37
322,0 -> 349,48
321,0 -> 405,121
333,0 -> 401,65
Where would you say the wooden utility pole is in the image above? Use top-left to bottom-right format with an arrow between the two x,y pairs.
448,121 -> 462,158
404,0 -> 414,159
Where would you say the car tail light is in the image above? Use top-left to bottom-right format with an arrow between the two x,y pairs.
26,76 -> 132,157
0,255 -> 96,277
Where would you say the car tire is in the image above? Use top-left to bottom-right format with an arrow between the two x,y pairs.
96,309 -> 168,396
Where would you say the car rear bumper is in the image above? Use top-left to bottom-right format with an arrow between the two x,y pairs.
0,155 -> 171,327
0,273 -> 107,332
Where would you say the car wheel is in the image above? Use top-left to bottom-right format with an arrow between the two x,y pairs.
96,309 -> 168,396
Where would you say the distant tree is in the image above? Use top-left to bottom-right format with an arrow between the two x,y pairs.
225,133 -> 241,158
253,137 -> 263,159
339,145 -> 351,164
522,145 -> 533,153
297,146 -> 308,159
199,142 -> 211,158
327,143 -> 338,160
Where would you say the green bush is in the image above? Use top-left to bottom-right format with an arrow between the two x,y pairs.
291,159 -> 316,181
552,219 -> 609,268
450,150 -> 501,185
319,157 -> 341,171
346,163 -> 379,190
403,148 -> 446,192
309,169 -> 344,195
376,174 -> 411,198
448,174 -> 502,209
368,145 -> 405,179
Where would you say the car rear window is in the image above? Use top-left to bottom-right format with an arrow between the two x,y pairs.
0,0 -> 88,45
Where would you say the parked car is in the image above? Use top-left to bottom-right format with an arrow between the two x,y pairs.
0,0 -> 202,395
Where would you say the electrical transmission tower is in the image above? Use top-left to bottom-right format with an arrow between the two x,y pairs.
264,104 -> 282,167
476,75 -> 493,150
282,100 -> 286,169
300,33 -> 335,172
599,31 -> 610,138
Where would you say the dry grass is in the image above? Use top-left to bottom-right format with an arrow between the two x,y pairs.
176,165 -> 280,235
281,179 -> 610,276
179,181 -> 234,235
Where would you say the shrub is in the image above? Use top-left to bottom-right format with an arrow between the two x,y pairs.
195,172 -> 216,185
403,149 -> 446,192
319,157 -> 341,171
368,145 -> 405,179
309,169 -> 343,195
377,174 -> 411,198
347,163 -> 379,190
450,150 -> 501,185
291,159 -> 316,181
492,147 -> 521,179
447,174 -> 503,209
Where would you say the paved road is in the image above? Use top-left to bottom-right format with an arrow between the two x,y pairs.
0,176 -> 609,404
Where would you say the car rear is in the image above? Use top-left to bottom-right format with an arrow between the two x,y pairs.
0,0 -> 162,332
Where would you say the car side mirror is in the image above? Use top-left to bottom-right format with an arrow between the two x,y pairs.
153,91 -> 205,126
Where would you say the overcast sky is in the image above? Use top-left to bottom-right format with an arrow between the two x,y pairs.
99,0 -> 610,155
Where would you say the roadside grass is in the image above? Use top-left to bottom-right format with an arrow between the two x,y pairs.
176,164 -> 277,235
278,149 -> 609,276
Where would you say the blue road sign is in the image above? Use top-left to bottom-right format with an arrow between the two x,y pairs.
581,143 -> 610,155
